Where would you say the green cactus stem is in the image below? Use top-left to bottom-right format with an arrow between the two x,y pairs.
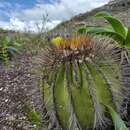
41,35 -> 129,130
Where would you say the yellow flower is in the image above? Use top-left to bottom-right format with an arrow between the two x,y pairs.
51,36 -> 92,50
51,37 -> 63,48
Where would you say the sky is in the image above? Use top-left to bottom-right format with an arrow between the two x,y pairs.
0,0 -> 110,32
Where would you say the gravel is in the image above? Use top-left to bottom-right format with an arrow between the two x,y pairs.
0,54 -> 45,130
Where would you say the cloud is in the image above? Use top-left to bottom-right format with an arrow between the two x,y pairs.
0,0 -> 110,32
12,0 -> 110,21
0,17 -> 61,32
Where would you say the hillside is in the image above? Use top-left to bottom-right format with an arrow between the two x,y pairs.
52,0 -> 130,33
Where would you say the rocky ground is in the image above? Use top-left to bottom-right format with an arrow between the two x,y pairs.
0,53 -> 45,130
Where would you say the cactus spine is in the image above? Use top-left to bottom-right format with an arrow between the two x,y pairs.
42,36 -> 128,130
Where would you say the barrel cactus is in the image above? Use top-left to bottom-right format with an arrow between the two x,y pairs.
42,35 -> 129,130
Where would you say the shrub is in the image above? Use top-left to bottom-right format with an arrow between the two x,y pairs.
0,36 -> 21,62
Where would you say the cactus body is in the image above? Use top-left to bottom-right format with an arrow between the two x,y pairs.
42,36 -> 129,130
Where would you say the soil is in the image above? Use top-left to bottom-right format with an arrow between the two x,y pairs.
0,53 -> 45,130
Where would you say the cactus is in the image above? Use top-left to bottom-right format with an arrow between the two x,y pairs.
42,35 -> 129,130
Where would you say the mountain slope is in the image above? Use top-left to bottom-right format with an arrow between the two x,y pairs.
52,0 -> 130,33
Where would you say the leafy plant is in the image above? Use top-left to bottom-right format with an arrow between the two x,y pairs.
23,104 -> 43,130
41,35 -> 130,130
78,12 -> 130,62
106,105 -> 128,130
0,36 -> 21,62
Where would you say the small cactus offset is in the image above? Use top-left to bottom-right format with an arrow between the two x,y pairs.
42,35 -> 129,130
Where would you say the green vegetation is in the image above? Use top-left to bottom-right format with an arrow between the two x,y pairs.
78,12 -> 130,62
41,35 -> 129,130
78,12 -> 130,48
23,104 -> 43,130
106,105 -> 128,130
0,36 -> 21,62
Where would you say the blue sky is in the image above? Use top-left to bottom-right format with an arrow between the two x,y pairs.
0,0 -> 49,21
0,0 -> 110,32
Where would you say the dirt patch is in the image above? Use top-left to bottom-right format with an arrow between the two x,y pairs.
0,54 -> 44,130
